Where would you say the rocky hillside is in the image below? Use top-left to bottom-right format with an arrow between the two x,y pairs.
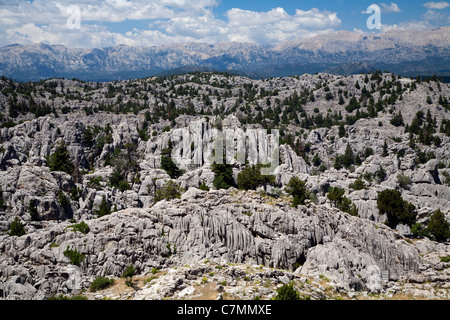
0,71 -> 449,300
0,27 -> 449,81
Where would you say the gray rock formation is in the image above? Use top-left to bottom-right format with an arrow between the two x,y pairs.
0,71 -> 449,300
0,189 -> 448,300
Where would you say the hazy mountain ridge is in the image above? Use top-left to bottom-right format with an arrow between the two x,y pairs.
0,27 -> 449,81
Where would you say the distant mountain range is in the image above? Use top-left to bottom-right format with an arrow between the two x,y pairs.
0,27 -> 449,82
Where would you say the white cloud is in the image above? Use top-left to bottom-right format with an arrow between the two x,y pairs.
424,1 -> 450,9
224,7 -> 341,44
422,9 -> 450,25
380,20 -> 434,32
379,3 -> 401,13
0,1 -> 342,47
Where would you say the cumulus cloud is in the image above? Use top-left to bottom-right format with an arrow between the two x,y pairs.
379,3 -> 401,13
380,20 -> 434,32
424,1 -> 450,9
224,7 -> 341,44
0,1 -> 342,47
422,9 -> 450,25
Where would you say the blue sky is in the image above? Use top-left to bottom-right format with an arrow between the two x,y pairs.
0,1 -> 448,47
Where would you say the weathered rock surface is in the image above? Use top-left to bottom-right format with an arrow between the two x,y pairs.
0,190 -> 448,300
0,72 -> 449,300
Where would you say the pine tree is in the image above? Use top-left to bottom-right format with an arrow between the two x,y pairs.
9,217 -> 26,237
285,177 -> 310,208
95,195 -> 111,218
426,209 -> 450,242
377,189 -> 416,228
160,140 -> 184,179
382,140 -> 388,157
47,142 -> 74,174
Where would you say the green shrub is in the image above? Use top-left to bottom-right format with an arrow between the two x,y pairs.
334,143 -> 355,170
9,217 -> 26,237
63,247 -> 85,266
47,142 -> 74,174
411,222 -> 426,238
117,180 -> 131,192
122,264 -> 137,287
211,160 -> 234,190
397,174 -> 412,189
425,209 -> 450,243
285,177 -> 310,208
339,196 -> 359,216
363,172 -> 373,183
375,166 -> 387,182
338,124 -> 346,138
198,181 -> 210,191
364,147 -> 374,158
382,140 -> 388,157
237,164 -> 276,191
327,186 -> 345,207
390,112 -> 404,127
312,154 -> 322,167
272,283 -> 306,300
81,127 -> 95,146
0,187 -> 6,210
67,221 -> 90,234
345,96 -> 360,113
151,267 -> 159,274
327,186 -> 358,216
442,171 -> 450,186
160,141 -> 184,179
88,176 -> 104,190
95,195 -> 111,218
349,178 -> 366,190
154,180 -> 184,203
57,190 -> 70,212
109,168 -> 131,191
90,276 -> 115,292
377,189 -> 416,228
28,199 -> 39,221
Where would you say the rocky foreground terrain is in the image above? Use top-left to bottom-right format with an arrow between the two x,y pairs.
0,71 -> 449,300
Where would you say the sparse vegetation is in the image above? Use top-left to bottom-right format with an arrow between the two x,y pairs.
425,209 -> 450,242
47,142 -> 74,174
122,264 -> 137,287
285,177 -> 310,208
211,160 -> 234,190
154,180 -> 184,203
377,189 -> 416,228
63,247 -> 85,266
272,282 -> 308,300
90,276 -> 115,292
237,163 -> 276,191
28,199 -> 39,221
397,174 -> 412,189
95,195 -> 111,218
160,140 -> 185,179
327,186 -> 358,216
66,221 -> 90,234
8,217 -> 26,237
